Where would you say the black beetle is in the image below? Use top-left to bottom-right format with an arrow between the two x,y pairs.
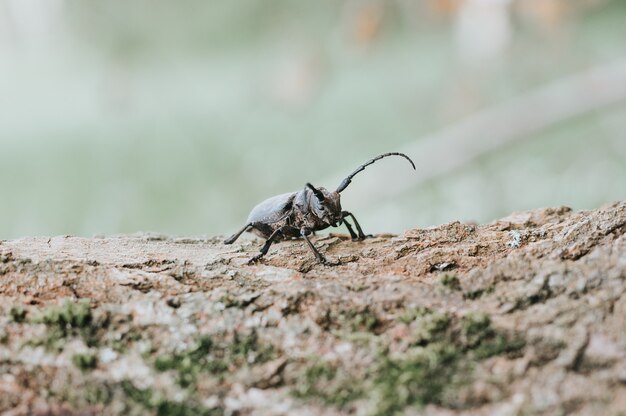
224,152 -> 415,265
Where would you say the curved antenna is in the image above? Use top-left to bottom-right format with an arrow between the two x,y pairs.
306,183 -> 326,202
336,152 -> 416,193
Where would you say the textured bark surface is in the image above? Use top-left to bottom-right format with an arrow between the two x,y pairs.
1,201 -> 625,415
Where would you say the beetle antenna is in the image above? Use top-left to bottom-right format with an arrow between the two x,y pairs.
306,183 -> 326,202
336,152 -> 416,193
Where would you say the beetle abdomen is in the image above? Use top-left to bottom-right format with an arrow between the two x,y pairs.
249,223 -> 275,239
246,192 -> 296,225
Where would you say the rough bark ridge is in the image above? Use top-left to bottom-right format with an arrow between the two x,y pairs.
1,202 -> 625,415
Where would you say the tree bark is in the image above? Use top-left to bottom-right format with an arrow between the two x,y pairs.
1,201 -> 625,415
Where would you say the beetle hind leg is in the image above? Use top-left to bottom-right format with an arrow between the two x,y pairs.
224,222 -> 273,244
224,223 -> 252,244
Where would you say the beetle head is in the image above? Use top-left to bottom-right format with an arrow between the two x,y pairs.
306,183 -> 343,226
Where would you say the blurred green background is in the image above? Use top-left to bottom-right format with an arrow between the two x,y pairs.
1,0 -> 625,239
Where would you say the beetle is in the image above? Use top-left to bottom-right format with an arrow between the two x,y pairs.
224,152 -> 415,265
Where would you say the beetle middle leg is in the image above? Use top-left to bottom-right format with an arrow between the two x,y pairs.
248,225 -> 295,264
341,211 -> 372,240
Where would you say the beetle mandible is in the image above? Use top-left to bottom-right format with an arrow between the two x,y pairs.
224,152 -> 415,265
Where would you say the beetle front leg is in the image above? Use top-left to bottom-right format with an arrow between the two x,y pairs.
341,211 -> 372,240
340,218 -> 359,240
300,227 -> 332,265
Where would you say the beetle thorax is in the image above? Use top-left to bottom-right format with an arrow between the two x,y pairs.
308,187 -> 342,227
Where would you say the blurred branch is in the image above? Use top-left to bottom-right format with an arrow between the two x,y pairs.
335,58 -> 626,205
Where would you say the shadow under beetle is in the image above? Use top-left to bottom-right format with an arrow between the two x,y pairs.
224,152 -> 415,265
